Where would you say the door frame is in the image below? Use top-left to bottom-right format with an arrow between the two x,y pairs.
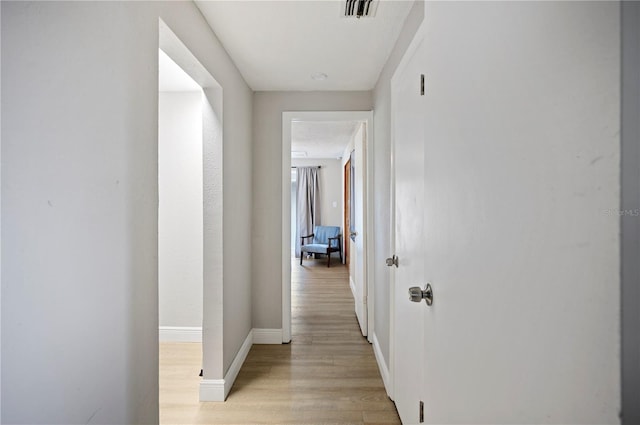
388,21 -> 427,401
281,110 -> 374,343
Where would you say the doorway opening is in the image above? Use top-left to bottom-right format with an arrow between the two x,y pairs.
158,48 -> 204,344
158,19 -> 224,406
282,111 -> 374,344
290,121 -> 355,264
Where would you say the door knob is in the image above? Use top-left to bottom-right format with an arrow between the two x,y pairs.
386,255 -> 398,267
408,283 -> 433,306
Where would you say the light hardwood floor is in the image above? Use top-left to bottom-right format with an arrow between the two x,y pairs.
160,257 -> 400,425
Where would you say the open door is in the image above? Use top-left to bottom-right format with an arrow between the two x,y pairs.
349,123 -> 368,337
343,159 -> 351,267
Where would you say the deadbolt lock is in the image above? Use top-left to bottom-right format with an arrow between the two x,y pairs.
408,283 -> 433,306
386,255 -> 398,267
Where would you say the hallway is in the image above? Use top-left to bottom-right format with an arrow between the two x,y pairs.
160,258 -> 399,424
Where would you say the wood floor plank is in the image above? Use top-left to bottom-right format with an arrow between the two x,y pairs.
159,258 -> 400,424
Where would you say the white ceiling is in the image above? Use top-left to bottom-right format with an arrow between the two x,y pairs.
159,49 -> 202,92
194,0 -> 414,91
163,2 -> 409,156
292,120 -> 360,159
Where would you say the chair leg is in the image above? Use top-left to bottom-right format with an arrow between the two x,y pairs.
339,246 -> 343,264
300,250 -> 303,265
327,251 -> 331,267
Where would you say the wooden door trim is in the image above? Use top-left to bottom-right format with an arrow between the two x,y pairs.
344,158 -> 351,267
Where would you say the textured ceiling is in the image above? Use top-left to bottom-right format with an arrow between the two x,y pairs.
292,121 -> 360,159
195,0 -> 414,91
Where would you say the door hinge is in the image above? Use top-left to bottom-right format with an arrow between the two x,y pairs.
419,400 -> 424,423
420,74 -> 425,96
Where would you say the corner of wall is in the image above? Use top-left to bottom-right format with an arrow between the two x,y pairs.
199,327 -> 282,402
200,329 -> 253,401
253,328 -> 283,344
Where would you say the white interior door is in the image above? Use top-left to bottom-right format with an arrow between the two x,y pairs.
350,124 -> 368,336
411,2 -> 619,423
392,37 -> 426,424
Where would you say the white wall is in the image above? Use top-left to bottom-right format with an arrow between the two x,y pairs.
252,92 -> 372,329
292,158 -> 343,229
1,2 -> 252,423
371,0 -> 424,376
0,3 -> 3,420
159,91 -> 203,329
621,2 -> 640,424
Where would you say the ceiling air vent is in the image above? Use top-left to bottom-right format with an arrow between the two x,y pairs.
344,0 -> 378,18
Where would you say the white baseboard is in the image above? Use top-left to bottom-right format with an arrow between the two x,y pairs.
222,329 -> 253,397
252,328 -> 282,344
372,332 -> 393,399
349,276 -> 356,298
159,326 -> 202,342
199,379 -> 225,402
199,329 -> 253,401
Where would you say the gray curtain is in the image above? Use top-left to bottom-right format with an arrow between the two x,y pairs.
295,167 -> 320,258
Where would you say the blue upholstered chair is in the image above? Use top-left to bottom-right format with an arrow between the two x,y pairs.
300,226 -> 343,267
